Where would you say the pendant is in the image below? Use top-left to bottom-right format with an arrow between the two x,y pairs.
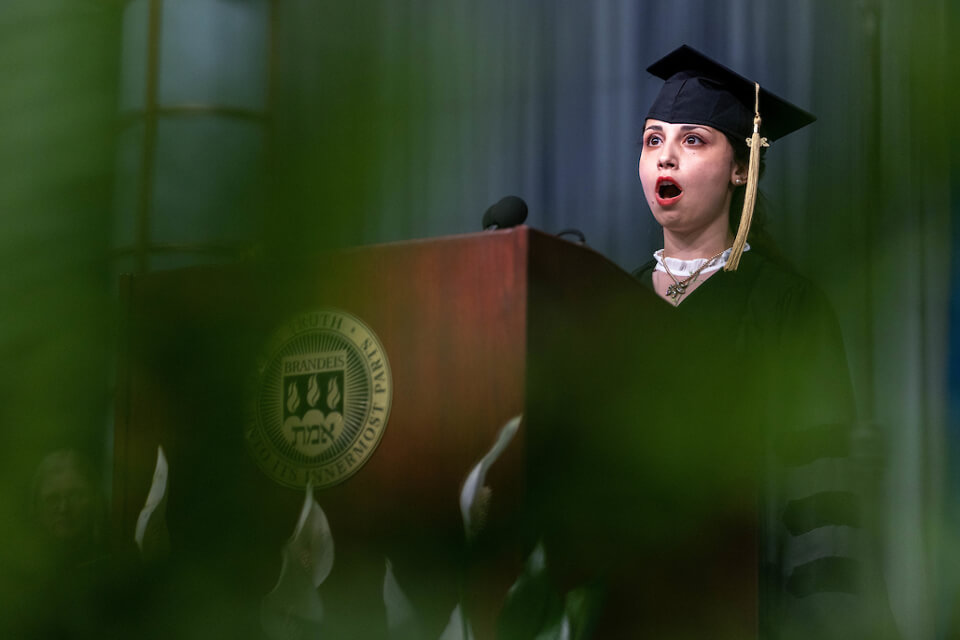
665,282 -> 686,300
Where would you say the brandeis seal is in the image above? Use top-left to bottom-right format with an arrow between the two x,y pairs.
246,309 -> 392,489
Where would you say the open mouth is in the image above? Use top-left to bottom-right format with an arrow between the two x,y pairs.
655,177 -> 683,205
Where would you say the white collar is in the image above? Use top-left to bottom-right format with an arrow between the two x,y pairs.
653,244 -> 750,277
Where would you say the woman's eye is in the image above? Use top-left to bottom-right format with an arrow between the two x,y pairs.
645,135 -> 661,146
684,135 -> 703,145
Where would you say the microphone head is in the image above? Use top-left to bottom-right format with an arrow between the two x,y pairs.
482,196 -> 528,230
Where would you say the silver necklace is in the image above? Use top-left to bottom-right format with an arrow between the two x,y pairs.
659,248 -> 725,304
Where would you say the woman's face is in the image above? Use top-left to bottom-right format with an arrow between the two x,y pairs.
638,119 -> 743,237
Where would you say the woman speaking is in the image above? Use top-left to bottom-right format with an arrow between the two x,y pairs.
626,45 -> 895,639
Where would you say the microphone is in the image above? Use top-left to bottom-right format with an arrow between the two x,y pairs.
482,196 -> 528,230
555,228 -> 587,244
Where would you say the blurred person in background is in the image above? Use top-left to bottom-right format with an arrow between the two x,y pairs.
31,449 -> 109,572
16,449 -> 138,638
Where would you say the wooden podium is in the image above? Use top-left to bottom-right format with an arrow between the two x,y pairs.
113,227 -> 757,638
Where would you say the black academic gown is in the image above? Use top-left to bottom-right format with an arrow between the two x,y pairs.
632,250 -> 856,433
505,250 -> 900,639
628,251 -> 893,639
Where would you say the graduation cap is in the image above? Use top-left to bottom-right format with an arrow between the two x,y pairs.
644,45 -> 816,269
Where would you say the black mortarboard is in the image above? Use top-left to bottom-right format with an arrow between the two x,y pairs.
646,45 -> 815,143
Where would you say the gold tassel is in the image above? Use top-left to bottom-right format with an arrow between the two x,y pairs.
724,82 -> 769,271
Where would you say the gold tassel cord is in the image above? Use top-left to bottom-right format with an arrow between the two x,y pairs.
725,82 -> 769,271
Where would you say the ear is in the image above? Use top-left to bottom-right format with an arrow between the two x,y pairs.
730,162 -> 747,186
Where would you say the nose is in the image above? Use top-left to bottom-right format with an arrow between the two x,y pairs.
657,144 -> 677,169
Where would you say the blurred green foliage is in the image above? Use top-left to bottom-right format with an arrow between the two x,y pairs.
0,0 -> 119,632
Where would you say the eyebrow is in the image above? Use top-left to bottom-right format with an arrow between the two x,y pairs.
643,124 -> 711,133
